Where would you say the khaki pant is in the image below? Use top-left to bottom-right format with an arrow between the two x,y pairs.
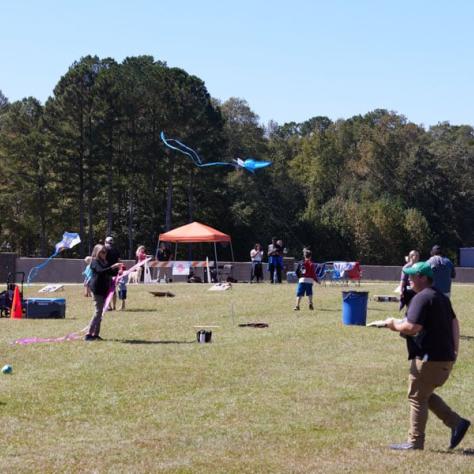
408,359 -> 461,447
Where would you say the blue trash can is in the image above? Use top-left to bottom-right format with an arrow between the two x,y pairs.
342,291 -> 369,325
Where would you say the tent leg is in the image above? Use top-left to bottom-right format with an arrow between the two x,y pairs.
154,239 -> 160,282
230,240 -> 235,262
155,239 -> 160,260
214,242 -> 219,281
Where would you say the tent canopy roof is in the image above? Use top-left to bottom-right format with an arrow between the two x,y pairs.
159,222 -> 231,243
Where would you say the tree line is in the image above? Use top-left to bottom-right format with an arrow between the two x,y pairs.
1,55 -> 473,264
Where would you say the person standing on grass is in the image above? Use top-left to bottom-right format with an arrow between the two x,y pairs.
427,244 -> 456,298
294,250 -> 318,311
384,261 -> 470,451
250,243 -> 264,283
83,256 -> 93,297
399,249 -> 419,310
104,236 -> 121,309
118,264 -> 128,311
267,237 -> 283,284
85,244 -> 122,341
135,245 -> 147,282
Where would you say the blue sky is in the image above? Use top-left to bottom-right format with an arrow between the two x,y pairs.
1,0 -> 473,127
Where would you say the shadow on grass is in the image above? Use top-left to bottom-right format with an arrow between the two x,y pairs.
116,339 -> 195,345
432,448 -> 474,456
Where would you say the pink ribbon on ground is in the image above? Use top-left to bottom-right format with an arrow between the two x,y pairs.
14,258 -> 151,345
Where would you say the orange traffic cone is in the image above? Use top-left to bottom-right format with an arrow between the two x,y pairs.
10,285 -> 23,319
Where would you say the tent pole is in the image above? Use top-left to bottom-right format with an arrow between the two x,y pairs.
230,240 -> 235,262
214,242 -> 219,281
174,242 -> 178,261
155,239 -> 160,260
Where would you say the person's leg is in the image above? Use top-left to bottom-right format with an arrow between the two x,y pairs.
429,393 -> 461,428
276,264 -> 282,283
87,294 -> 105,338
407,360 -> 453,448
256,263 -> 263,282
269,262 -> 275,283
119,289 -> 126,310
295,283 -> 304,310
308,284 -> 314,309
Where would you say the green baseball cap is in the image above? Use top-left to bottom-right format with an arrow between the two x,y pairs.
403,261 -> 433,278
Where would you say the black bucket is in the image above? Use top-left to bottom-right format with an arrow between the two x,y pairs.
196,330 -> 212,343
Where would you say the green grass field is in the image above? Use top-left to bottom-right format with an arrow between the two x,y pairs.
1,281 -> 473,473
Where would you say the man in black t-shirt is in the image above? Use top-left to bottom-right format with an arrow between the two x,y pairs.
384,261 -> 470,451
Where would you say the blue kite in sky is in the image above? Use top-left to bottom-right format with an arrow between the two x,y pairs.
27,232 -> 81,283
160,131 -> 271,173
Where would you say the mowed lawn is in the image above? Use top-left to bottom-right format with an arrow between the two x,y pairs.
1,281 -> 473,473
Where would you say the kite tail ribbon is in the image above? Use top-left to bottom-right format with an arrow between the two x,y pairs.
27,251 -> 60,284
161,131 -> 235,169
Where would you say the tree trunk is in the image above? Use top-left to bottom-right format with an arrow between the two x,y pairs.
128,191 -> 134,259
165,157 -> 174,231
78,104 -> 85,257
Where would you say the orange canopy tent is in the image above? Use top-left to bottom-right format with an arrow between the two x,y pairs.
157,222 -> 234,267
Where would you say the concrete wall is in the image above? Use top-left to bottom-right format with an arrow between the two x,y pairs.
0,253 -> 17,281
8,255 -> 474,284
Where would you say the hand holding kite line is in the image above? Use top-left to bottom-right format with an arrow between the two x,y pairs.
160,131 -> 271,173
27,232 -> 81,284
367,318 -> 404,328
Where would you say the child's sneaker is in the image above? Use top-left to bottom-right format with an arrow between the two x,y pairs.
309,304 -> 314,310
294,306 -> 300,311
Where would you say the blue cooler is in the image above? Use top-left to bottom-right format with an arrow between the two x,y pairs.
26,298 -> 66,319
342,291 -> 368,325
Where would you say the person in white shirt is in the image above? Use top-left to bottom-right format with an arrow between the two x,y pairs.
250,243 -> 264,283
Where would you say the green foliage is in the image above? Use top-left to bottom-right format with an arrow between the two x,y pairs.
0,61 -> 473,263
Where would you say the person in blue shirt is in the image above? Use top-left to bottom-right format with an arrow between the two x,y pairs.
427,245 -> 456,298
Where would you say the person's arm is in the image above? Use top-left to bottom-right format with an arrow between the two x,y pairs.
399,271 -> 407,296
452,317 -> 460,359
385,318 -> 423,336
92,260 -> 121,274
